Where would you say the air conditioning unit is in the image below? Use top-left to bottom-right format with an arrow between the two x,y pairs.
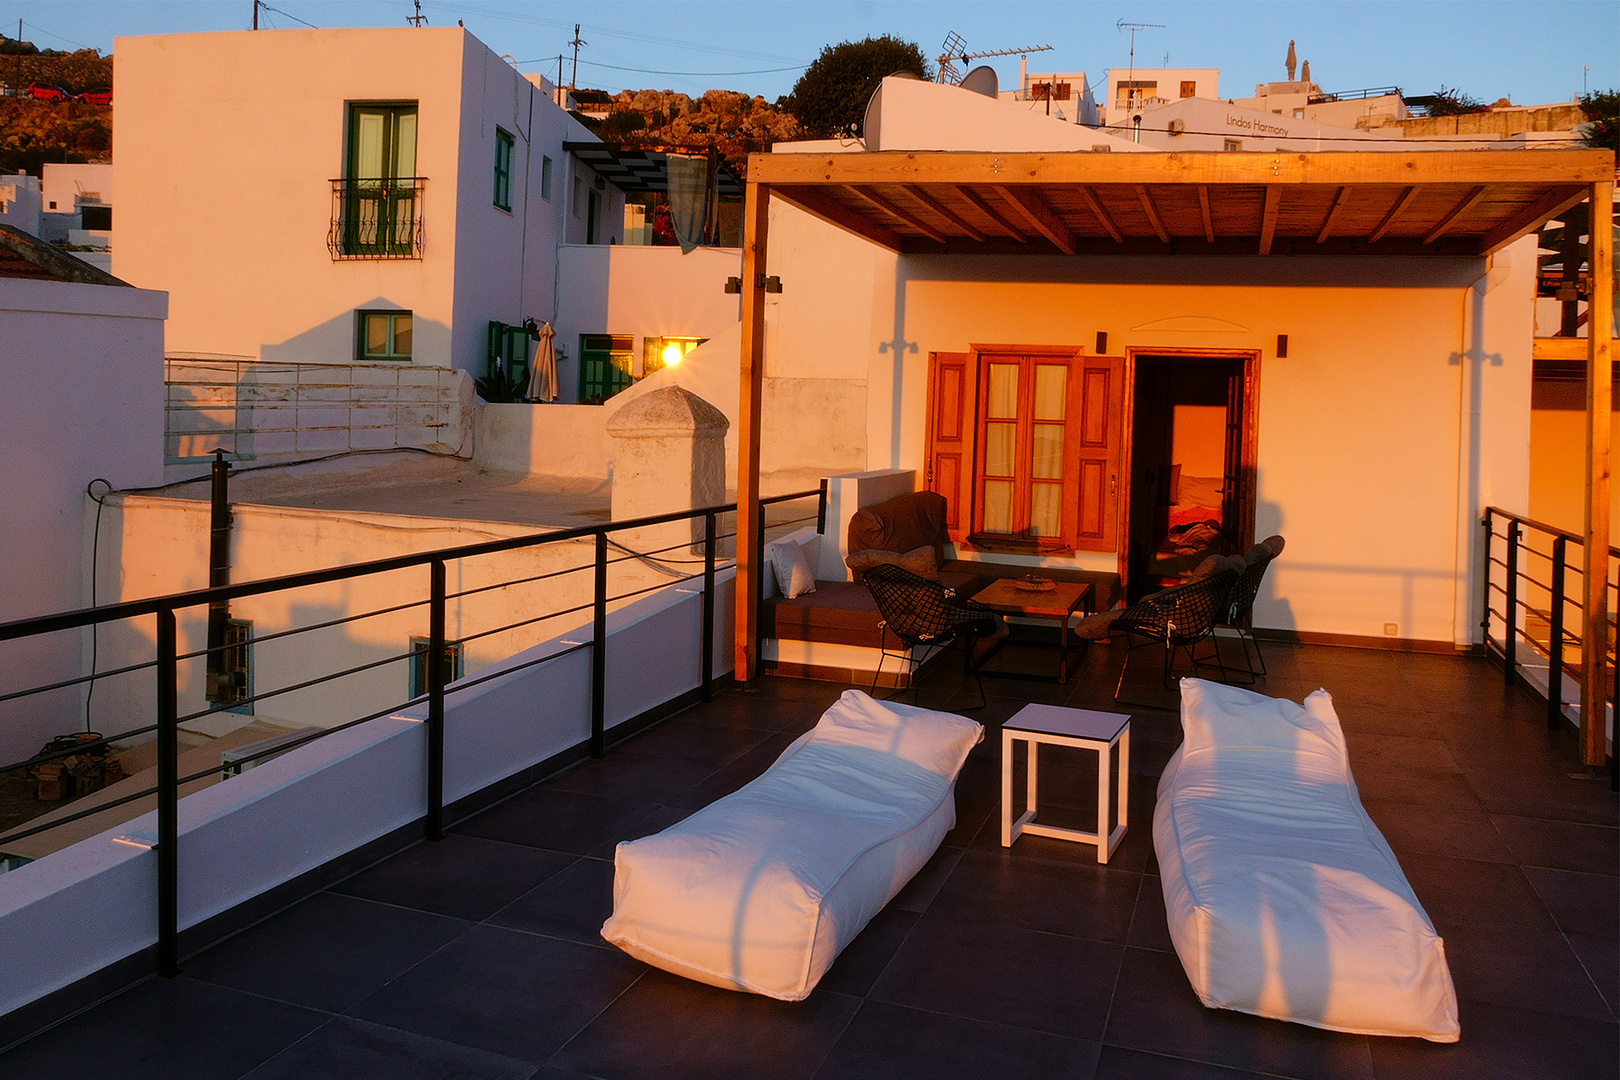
1167,119 -> 1185,135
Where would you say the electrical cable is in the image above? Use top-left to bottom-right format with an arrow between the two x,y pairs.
84,478 -> 113,732
536,58 -> 807,78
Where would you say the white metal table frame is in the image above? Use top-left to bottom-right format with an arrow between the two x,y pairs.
1001,706 -> 1130,863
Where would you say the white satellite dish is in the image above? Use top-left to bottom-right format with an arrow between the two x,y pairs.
862,72 -> 921,149
959,65 -> 999,97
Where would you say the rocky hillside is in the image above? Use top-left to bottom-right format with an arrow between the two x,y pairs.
0,42 -> 112,173
583,87 -> 801,175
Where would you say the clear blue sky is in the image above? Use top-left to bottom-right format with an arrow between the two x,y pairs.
4,0 -> 1615,105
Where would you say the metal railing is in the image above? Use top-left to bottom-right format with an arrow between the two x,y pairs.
328,177 -> 425,259
1482,506 -> 1617,788
0,484 -> 826,976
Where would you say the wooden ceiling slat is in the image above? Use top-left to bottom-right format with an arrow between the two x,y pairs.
844,186 -> 948,243
1137,186 -> 1171,244
1478,186 -> 1592,256
1423,185 -> 1489,244
905,185 -> 988,243
772,186 -> 903,252
1198,185 -> 1215,243
1259,186 -> 1281,256
1076,185 -> 1124,243
1368,186 -> 1419,244
994,186 -> 1076,254
956,186 -> 1027,241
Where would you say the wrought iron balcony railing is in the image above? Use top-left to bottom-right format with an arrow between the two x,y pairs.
328,177 -> 425,260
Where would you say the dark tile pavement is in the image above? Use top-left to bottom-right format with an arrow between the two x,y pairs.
2,642 -> 1615,1079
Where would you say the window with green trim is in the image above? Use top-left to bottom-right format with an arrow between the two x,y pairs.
540,155 -> 553,200
493,128 -> 514,211
359,310 -> 413,361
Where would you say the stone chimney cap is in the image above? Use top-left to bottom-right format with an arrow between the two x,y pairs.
606,386 -> 730,437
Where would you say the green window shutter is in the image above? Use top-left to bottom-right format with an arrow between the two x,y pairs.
494,128 -> 514,210
506,326 -> 530,384
487,321 -> 508,380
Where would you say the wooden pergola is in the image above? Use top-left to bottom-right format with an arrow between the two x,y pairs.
733,149 -> 1616,767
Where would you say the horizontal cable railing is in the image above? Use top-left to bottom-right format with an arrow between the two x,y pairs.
1481,506 -> 1617,789
0,483 -> 826,977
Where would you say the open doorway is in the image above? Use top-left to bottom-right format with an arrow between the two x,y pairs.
1125,352 -> 1258,602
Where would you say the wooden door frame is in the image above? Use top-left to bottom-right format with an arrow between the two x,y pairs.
1118,347 -> 1262,593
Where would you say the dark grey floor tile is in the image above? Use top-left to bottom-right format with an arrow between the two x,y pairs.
817,907 -> 919,997
1401,856 -> 1558,934
1441,923 -> 1613,1020
1463,770 -> 1619,827
1347,764 -> 1485,813
1128,875 -> 1175,952
668,732 -> 800,810
870,911 -> 1123,1041
348,924 -> 644,1064
1343,732 -> 1461,774
1367,998 -> 1619,1080
889,844 -> 964,913
550,968 -> 859,1080
1360,799 -> 1516,865
586,803 -> 693,857
1568,933 -> 1619,1016
616,714 -> 776,764
1490,815 -> 1620,875
183,892 -> 473,1013
456,787 -> 661,856
929,848 -> 1141,943
546,749 -> 722,803
1093,1046 -> 1277,1080
332,835 -> 577,921
1103,948 -> 1375,1080
488,855 -> 615,945
241,1017 -> 536,1080
814,1000 -> 1099,1080
1523,866 -> 1619,940
0,976 -> 325,1080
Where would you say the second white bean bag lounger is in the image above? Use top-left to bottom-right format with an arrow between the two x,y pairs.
1155,679 -> 1460,1042
601,690 -> 982,1000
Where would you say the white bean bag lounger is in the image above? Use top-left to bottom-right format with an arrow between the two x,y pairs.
1155,679 -> 1459,1042
601,690 -> 983,1000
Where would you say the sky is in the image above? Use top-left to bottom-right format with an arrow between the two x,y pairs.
3,0 -> 1616,106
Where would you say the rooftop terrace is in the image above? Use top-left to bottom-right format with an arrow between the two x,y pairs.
0,640 -> 1614,1080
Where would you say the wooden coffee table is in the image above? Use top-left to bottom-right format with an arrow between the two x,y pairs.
969,579 -> 1094,683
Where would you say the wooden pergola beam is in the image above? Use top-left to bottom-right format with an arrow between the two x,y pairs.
845,185 -> 949,243
1315,186 -> 1349,244
1198,185 -> 1215,243
1477,186 -> 1592,257
906,184 -> 988,242
1137,185 -> 1171,244
1423,185 -> 1487,244
994,185 -> 1076,254
771,186 -> 903,252
1076,185 -> 1124,243
957,185 -> 1027,241
1368,186 -> 1418,244
734,182 -> 770,682
1581,179 -> 1614,771
1259,185 -> 1281,256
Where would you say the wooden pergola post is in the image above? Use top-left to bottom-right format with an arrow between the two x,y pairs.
734,181 -> 770,682
1581,178 -> 1613,770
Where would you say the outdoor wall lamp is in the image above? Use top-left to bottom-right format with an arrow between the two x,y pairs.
1276,334 -> 1289,358
724,275 -> 783,293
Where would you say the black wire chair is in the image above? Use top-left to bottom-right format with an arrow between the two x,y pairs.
860,562 -> 999,710
1114,568 -> 1240,706
1205,550 -> 1277,684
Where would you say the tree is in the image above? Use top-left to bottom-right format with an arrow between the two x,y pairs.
782,35 -> 930,139
1423,85 -> 1488,117
1578,89 -> 1618,153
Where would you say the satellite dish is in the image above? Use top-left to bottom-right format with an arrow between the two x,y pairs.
960,65 -> 998,97
863,73 -> 920,149
887,70 -> 921,81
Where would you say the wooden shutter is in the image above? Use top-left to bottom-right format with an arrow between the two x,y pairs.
925,351 -> 975,541
1072,356 -> 1123,551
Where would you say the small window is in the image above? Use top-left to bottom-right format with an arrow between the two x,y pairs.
493,128 -> 514,211
572,166 -> 586,219
1180,80 -> 1196,99
359,310 -> 413,361
587,188 -> 602,243
409,637 -> 463,698
80,204 -> 112,231
206,619 -> 253,713
1224,139 -> 1242,152
642,336 -> 705,376
540,155 -> 553,200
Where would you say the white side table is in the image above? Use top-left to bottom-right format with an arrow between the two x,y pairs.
1001,704 -> 1130,863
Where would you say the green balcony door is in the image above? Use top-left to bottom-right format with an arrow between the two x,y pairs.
346,104 -> 418,254
579,334 -> 634,405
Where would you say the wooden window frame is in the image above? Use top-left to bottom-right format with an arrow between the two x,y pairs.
358,309 -> 413,361
409,636 -> 463,699
493,127 -> 514,211
969,348 -> 1085,550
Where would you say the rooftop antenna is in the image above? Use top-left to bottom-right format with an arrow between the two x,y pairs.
407,1 -> 427,27
569,23 -> 585,90
1116,21 -> 1165,111
935,32 -> 1051,85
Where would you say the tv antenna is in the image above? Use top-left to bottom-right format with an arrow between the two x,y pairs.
568,23 -> 586,90
936,32 -> 1052,85
407,1 -> 428,27
1116,21 -> 1165,107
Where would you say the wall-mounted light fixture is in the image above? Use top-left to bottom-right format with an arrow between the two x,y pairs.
1276,334 -> 1289,358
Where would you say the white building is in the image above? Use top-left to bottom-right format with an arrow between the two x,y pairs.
0,172 -> 41,236
1097,66 -> 1219,126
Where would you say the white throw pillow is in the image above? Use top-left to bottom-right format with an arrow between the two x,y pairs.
769,538 -> 816,599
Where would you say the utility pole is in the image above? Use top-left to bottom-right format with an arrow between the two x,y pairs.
252,2 -> 258,30
569,23 -> 585,90
407,1 -> 428,27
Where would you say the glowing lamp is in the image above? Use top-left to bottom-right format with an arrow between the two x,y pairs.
662,343 -> 684,367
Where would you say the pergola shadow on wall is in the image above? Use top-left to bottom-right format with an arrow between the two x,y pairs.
730,149 -> 1616,768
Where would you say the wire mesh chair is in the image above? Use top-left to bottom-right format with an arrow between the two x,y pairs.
1206,551 -> 1276,684
1114,568 -> 1240,706
861,562 -> 1000,710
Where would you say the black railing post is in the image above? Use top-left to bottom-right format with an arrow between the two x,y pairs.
702,511 -> 716,702
156,606 -> 179,978
817,478 -> 829,535
1480,510 -> 1493,647
592,532 -> 608,757
1548,535 -> 1567,731
1504,521 -> 1520,686
427,559 -> 446,841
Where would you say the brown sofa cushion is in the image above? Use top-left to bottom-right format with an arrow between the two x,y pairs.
845,545 -> 938,584
848,491 -> 948,568
761,581 -> 885,647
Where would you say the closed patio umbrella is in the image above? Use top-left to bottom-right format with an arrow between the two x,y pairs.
527,320 -> 557,402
